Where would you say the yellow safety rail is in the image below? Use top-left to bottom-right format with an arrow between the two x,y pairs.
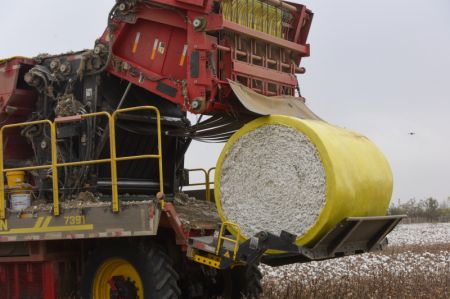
184,167 -> 215,203
216,221 -> 241,260
207,167 -> 215,201
0,120 -> 57,219
0,106 -> 164,219
112,106 -> 164,209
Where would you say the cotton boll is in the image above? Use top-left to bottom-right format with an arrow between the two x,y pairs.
219,124 -> 326,238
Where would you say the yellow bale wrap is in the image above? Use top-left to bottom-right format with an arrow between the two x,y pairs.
214,115 -> 393,246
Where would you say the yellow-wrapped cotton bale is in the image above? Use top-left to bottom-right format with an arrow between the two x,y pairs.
215,115 -> 393,246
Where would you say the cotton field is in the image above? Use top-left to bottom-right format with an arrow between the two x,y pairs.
260,223 -> 450,299
387,222 -> 450,246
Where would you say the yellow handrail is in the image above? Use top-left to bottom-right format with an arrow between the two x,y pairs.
0,120 -> 55,219
216,221 -> 241,260
207,167 -> 215,203
185,168 -> 209,203
0,106 -> 164,219
185,167 -> 215,203
112,106 -> 164,209
54,112 -> 114,214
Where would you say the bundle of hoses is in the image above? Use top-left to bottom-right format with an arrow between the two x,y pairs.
214,116 -> 393,247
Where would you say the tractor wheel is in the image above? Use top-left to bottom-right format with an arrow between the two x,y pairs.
81,242 -> 180,299
218,264 -> 263,299
231,264 -> 263,298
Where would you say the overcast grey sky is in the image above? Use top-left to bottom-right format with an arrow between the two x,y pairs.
1,0 -> 449,203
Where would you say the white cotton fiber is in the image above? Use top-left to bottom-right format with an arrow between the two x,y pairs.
219,124 -> 326,238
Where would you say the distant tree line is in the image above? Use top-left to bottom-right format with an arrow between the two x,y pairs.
388,197 -> 450,223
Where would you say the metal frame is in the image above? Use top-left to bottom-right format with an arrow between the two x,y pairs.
0,241 -> 77,299
216,221 -> 240,260
184,167 -> 215,203
0,119 -> 57,219
188,215 -> 406,269
187,220 -> 242,269
0,106 -> 164,219
102,0 -> 312,115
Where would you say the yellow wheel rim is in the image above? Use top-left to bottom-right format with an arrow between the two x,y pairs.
93,258 -> 144,299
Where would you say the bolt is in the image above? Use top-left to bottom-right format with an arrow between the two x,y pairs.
192,17 -> 207,31
193,18 -> 202,28
49,59 -> 60,71
191,100 -> 201,109
60,63 -> 70,74
94,45 -> 103,55
257,231 -> 268,241
122,62 -> 130,71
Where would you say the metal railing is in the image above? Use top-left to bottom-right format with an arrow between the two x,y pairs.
184,167 -> 215,203
216,221 -> 241,260
0,106 -> 164,219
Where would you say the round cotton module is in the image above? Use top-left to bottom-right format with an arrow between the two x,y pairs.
214,115 -> 393,247
218,124 -> 326,239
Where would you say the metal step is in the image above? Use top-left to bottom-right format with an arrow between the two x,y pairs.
189,235 -> 236,254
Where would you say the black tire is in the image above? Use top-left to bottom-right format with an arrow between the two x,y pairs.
238,265 -> 263,299
220,264 -> 263,299
232,264 -> 263,299
81,241 -> 181,299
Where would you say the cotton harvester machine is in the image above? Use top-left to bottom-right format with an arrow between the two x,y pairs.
0,0 -> 404,298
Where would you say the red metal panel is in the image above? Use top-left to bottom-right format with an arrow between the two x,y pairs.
177,0 -> 205,7
232,60 -> 297,86
107,66 -> 185,105
111,18 -> 189,104
184,11 -> 216,107
0,59 -> 37,160
0,61 -> 20,110
161,203 -> 188,247
137,7 -> 187,30
4,89 -> 36,116
162,28 -> 189,80
42,262 -> 56,299
151,0 -> 214,13
114,19 -> 174,74
0,242 -> 75,299
0,60 -> 33,102
13,265 -> 19,299
205,16 -> 310,56
0,263 -> 44,299
222,20 -> 310,56
106,1 -> 312,113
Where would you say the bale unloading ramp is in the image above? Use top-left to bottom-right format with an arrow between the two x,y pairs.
188,215 -> 405,269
